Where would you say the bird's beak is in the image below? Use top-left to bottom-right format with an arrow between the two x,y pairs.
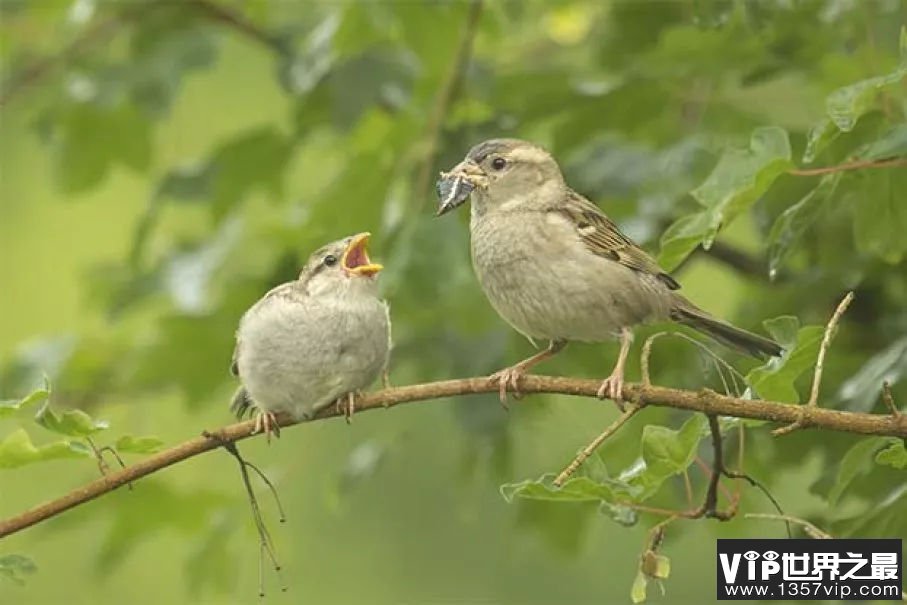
342,232 -> 383,277
436,160 -> 485,216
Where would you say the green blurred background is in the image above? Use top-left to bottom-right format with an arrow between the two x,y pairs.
1,1 -> 905,603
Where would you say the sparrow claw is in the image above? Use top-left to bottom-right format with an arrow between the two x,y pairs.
336,391 -> 359,424
252,410 -> 280,443
488,366 -> 526,408
596,374 -> 626,412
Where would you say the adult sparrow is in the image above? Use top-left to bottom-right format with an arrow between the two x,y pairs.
230,233 -> 391,439
437,138 -> 781,406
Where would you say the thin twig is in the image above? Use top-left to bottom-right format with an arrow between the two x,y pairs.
1,374 -> 905,539
553,405 -> 642,486
694,457 -> 734,504
412,0 -> 483,212
188,0 -> 285,54
640,332 -> 745,393
682,469 -> 694,508
787,157 -> 907,177
202,432 -> 286,596
808,292 -> 854,408
696,415 -> 732,520
85,437 -> 133,491
744,513 -> 832,539
882,381 -> 901,418
774,292 -> 854,436
640,332 -> 667,386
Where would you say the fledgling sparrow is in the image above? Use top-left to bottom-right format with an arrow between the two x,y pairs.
230,233 -> 391,439
437,138 -> 781,407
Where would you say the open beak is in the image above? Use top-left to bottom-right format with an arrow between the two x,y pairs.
342,233 -> 383,278
436,160 -> 485,216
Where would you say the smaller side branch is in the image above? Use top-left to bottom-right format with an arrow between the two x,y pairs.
882,381 -> 901,418
807,292 -> 855,408
188,0 -> 285,54
693,415 -> 733,520
744,513 -> 832,539
774,292 -> 854,436
553,404 -> 642,486
787,157 -> 907,177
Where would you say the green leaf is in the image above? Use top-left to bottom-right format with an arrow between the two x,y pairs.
802,119 -> 839,164
599,501 -> 638,527
276,13 -> 338,95
825,69 -> 907,133
0,554 -> 37,586
659,127 -> 792,269
840,336 -> 907,411
767,174 -> 841,277
128,21 -> 219,116
630,570 -> 649,604
115,435 -> 165,454
828,437 -> 888,506
0,429 -> 91,469
657,210 -> 711,271
0,384 -> 50,419
856,124 -> 907,160
641,550 -> 671,580
875,440 -> 907,470
619,415 -> 707,501
803,56 -> 907,162
51,102 -> 152,194
34,401 -> 108,437
641,416 -> 706,475
209,127 -> 293,218
745,317 -> 824,402
632,552 -> 670,604
155,163 -> 213,202
691,126 -> 792,244
853,169 -> 907,263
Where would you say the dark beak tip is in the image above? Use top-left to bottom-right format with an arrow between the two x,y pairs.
434,173 -> 474,217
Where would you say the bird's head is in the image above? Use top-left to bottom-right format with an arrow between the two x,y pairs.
299,232 -> 383,297
436,138 -> 564,216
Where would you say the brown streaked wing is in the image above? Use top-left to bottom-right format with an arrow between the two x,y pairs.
555,190 -> 681,290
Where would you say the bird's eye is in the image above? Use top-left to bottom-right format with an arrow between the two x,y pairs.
323,255 -> 338,267
491,157 -> 507,171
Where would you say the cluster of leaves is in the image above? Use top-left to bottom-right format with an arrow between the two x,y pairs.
1,0 -> 906,601
0,380 -> 163,469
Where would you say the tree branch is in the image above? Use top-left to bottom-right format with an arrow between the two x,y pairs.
0,3 -> 152,108
187,0 -> 285,54
0,0 -> 282,108
1,375 -> 905,539
697,241 -> 774,282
